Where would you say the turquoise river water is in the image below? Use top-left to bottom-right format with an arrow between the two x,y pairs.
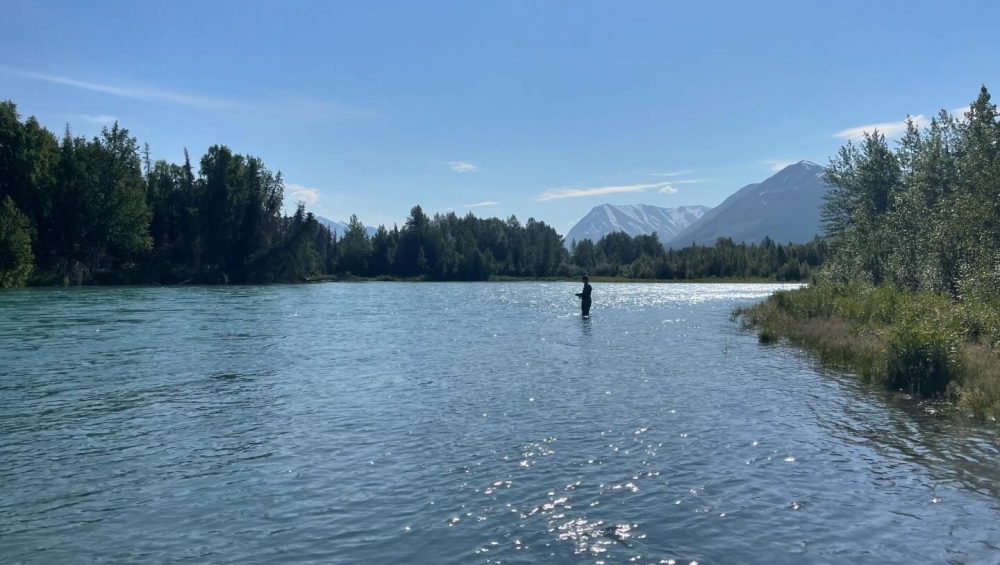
1,283 -> 999,564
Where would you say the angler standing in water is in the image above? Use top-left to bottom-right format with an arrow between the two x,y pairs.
576,275 -> 592,318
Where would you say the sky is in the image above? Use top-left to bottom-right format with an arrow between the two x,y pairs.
1,0 -> 996,233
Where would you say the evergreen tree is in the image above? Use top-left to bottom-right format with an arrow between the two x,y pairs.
0,196 -> 34,287
78,123 -> 152,271
0,98 -> 838,287
818,86 -> 1000,299
370,225 -> 396,275
339,214 -> 371,275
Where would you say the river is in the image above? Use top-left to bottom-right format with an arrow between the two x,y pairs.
1,283 -> 998,564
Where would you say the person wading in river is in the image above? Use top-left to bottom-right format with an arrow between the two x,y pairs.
576,275 -> 592,318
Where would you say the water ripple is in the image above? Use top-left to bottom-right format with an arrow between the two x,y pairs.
0,283 -> 998,564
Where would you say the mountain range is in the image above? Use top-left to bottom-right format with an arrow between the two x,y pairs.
563,160 -> 829,248
667,160 -> 828,247
319,161 -> 829,248
564,204 -> 709,248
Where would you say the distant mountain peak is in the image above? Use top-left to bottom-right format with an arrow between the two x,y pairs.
667,162 -> 830,247
564,203 -> 709,248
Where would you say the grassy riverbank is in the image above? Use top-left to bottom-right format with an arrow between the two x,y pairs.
735,283 -> 1000,422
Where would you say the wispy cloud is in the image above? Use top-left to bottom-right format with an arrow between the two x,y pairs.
75,114 -> 118,124
833,115 -> 930,141
446,161 -> 478,173
1,66 -> 376,119
446,200 -> 499,211
534,181 -> 679,201
835,107 -> 974,139
6,66 -> 257,111
285,183 -> 320,205
649,171 -> 702,194
760,160 -> 793,172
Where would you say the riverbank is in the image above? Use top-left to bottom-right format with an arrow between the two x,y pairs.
735,283 -> 1000,422
14,271 -> 802,287
489,275 -> 782,283
305,274 -> 787,284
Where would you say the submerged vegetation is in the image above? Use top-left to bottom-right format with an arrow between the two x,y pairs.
738,86 -> 1000,422
0,99 -> 825,286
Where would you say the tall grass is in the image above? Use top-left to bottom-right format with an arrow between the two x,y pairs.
735,283 -> 1000,421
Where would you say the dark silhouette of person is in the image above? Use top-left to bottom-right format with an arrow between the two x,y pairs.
576,275 -> 592,317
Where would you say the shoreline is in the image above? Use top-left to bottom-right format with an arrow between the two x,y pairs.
306,274 -> 798,284
7,274 -> 806,289
735,284 -> 1000,424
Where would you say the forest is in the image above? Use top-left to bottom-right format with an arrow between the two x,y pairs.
0,100 -> 823,287
739,86 -> 1000,421
819,86 -> 1000,299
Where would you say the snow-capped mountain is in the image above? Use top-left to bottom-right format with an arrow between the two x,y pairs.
316,216 -> 378,237
564,204 -> 710,247
667,160 -> 828,247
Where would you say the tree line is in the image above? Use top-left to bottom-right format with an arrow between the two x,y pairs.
336,213 -> 826,281
737,85 -> 1000,417
0,101 -> 336,285
0,100 -> 824,287
569,233 -> 827,281
819,85 -> 1000,302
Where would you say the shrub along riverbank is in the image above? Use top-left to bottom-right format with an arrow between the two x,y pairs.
737,86 -> 1000,424
735,283 -> 1000,421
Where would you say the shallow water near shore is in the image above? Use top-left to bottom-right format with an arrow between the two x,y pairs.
1,282 -> 999,564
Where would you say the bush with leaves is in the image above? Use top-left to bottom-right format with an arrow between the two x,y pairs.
0,196 -> 34,288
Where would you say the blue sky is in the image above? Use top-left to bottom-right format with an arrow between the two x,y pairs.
1,1 -> 995,233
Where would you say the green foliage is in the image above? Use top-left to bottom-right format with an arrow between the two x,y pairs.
739,281 -> 1000,420
757,325 -> 778,344
359,207 -> 568,281
0,196 -> 35,287
820,86 -> 1000,296
339,214 -> 371,275
320,215 -> 823,282
576,233 -> 826,281
0,98 -> 827,286
880,321 -> 958,395
0,100 -> 337,285
1,102 -> 60,266
787,84 -> 1000,419
85,123 -> 153,268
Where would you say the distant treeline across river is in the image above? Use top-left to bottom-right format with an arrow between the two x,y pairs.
0,100 -> 827,287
